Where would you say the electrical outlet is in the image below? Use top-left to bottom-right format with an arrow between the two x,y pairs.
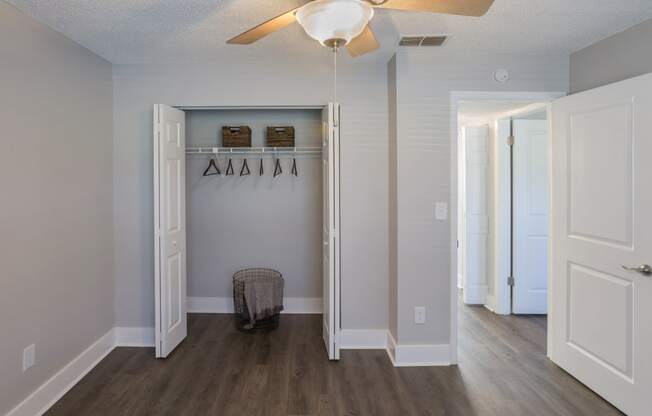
23,344 -> 35,372
414,306 -> 426,324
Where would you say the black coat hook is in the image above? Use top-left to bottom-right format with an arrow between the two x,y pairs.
291,158 -> 298,177
202,158 -> 221,176
240,159 -> 250,176
225,159 -> 234,176
259,158 -> 264,176
273,158 -> 282,178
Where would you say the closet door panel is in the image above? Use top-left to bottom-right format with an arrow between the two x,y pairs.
154,104 -> 187,358
322,103 -> 340,360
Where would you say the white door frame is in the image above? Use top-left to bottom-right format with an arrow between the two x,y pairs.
154,103 -> 341,359
449,91 -> 565,364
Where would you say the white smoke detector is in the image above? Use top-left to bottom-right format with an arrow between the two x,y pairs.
493,69 -> 510,83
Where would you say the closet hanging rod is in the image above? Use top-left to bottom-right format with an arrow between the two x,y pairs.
185,146 -> 322,156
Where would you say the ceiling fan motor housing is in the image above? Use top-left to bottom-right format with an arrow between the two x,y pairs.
295,0 -> 374,47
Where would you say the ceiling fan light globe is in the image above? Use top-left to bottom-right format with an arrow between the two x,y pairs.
296,0 -> 374,47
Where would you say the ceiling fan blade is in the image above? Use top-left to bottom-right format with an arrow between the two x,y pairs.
346,25 -> 380,57
227,7 -> 302,44
374,0 -> 494,16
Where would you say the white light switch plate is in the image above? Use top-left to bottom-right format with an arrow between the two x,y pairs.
414,306 -> 426,324
435,202 -> 448,220
23,344 -> 35,371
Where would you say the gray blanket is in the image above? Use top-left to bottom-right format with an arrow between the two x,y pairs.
243,274 -> 284,329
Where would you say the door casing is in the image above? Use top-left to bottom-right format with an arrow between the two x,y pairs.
154,104 -> 341,360
449,91 -> 566,364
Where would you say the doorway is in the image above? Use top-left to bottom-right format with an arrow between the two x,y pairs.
450,91 -> 564,365
456,100 -> 551,315
152,103 -> 342,360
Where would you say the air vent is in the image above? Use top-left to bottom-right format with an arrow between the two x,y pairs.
398,36 -> 423,47
399,35 -> 448,47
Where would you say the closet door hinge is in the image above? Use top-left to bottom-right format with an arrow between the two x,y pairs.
507,135 -> 515,146
507,276 -> 515,286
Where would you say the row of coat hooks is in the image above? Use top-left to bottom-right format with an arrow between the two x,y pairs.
203,155 -> 297,177
186,146 -> 322,178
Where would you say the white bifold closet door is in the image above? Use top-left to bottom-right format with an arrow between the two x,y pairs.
550,73 -> 652,416
153,104 -> 187,358
512,119 -> 549,314
322,103 -> 341,360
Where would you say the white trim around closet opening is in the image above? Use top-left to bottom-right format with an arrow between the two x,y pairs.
175,105 -> 326,111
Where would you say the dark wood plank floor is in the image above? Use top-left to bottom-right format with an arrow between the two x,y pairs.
46,305 -> 622,416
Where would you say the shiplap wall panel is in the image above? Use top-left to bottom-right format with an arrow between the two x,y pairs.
392,50 -> 568,345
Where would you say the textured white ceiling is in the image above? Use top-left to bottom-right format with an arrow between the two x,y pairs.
5,0 -> 652,64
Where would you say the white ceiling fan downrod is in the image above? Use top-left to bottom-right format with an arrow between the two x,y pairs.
332,43 -> 338,104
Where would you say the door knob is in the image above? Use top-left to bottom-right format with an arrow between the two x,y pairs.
622,264 -> 652,276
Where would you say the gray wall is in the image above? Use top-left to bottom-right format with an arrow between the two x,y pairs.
0,2 -> 113,414
113,58 -> 389,331
570,18 -> 652,93
185,109 -> 322,299
391,50 -> 568,345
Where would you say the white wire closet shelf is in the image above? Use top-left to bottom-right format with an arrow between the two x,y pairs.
186,146 -> 322,157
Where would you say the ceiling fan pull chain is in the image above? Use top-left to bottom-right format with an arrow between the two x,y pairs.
333,44 -> 337,103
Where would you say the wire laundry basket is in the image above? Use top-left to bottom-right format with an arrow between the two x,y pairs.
232,268 -> 284,331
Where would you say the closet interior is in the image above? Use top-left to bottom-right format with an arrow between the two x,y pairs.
185,108 -> 323,315
154,103 -> 341,359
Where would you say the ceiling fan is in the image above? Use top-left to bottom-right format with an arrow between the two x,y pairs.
227,0 -> 495,57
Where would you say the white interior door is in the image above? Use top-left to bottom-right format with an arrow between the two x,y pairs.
550,73 -> 652,415
322,102 -> 341,360
512,119 -> 549,314
457,126 -> 466,290
153,104 -> 187,358
493,118 -> 512,315
463,125 -> 489,305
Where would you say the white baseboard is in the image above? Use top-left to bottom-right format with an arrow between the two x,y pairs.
463,285 -> 488,305
386,331 -> 398,364
6,329 -> 115,416
187,297 -> 232,313
385,331 -> 451,367
6,327 -> 158,416
484,293 -> 496,312
484,293 -> 511,315
340,329 -> 388,349
187,296 -> 322,314
113,327 -> 155,347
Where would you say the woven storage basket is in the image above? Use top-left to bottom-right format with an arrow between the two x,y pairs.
233,268 -> 283,331
222,126 -> 252,147
266,126 -> 295,147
